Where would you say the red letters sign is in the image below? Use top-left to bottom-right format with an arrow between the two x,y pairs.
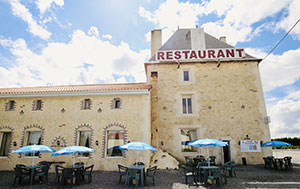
156,48 -> 245,61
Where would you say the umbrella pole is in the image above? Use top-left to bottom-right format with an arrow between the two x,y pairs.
32,156 -> 34,166
207,147 -> 210,167
73,153 -> 75,166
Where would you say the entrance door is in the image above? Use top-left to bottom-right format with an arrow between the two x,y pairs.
223,140 -> 231,163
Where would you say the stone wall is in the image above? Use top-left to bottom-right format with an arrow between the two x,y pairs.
146,61 -> 272,164
0,93 -> 151,171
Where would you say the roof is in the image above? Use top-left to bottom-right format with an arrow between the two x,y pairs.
0,83 -> 152,97
150,28 -> 256,61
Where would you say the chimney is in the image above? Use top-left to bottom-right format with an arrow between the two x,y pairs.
219,36 -> 226,43
151,29 -> 162,57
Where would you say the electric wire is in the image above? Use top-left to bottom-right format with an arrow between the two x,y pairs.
262,18 -> 300,61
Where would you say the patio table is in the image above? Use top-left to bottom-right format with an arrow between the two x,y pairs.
200,166 -> 220,185
24,165 -> 41,185
274,158 -> 284,169
128,165 -> 145,186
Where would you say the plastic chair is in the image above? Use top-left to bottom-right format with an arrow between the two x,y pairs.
207,169 -> 224,188
133,162 -> 145,166
13,166 -> 30,187
224,161 -> 236,177
182,165 -> 196,185
146,166 -> 157,186
209,156 -> 216,166
55,165 -> 64,184
61,167 -> 76,186
75,162 -> 84,167
118,164 -> 128,184
125,169 -> 140,188
263,157 -> 272,169
35,164 -> 50,183
82,164 -> 94,183
283,156 -> 293,170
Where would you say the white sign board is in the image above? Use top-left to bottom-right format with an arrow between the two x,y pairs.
240,140 -> 261,152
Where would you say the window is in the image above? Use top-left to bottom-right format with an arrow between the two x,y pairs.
181,129 -> 197,152
32,100 -> 42,111
0,132 -> 12,156
106,130 -> 124,157
26,131 -> 42,156
6,100 -> 16,111
182,97 -> 192,114
83,99 -> 91,110
183,71 -> 189,81
78,131 -> 91,157
113,98 -> 121,109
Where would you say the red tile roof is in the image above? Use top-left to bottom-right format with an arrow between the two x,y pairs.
0,83 -> 151,95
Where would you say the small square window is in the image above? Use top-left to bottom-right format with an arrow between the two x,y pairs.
83,99 -> 91,110
183,71 -> 189,81
32,100 -> 42,111
6,100 -> 16,111
112,98 -> 122,109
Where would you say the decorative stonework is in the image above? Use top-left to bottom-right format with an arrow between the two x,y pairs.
110,98 -> 122,109
101,123 -> 128,158
5,100 -> 16,111
80,99 -> 92,110
50,136 -> 67,147
74,124 -> 94,157
20,124 -> 45,147
0,125 -> 14,157
32,100 -> 43,111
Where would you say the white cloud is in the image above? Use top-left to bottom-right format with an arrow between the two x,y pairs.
9,0 -> 51,40
139,0 -> 293,45
102,34 -> 112,40
276,0 -> 300,40
267,91 -> 300,138
88,26 -> 99,37
36,0 -> 64,14
255,48 -> 300,92
0,27 -> 149,88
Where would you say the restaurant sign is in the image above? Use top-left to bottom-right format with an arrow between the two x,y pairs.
240,140 -> 261,152
156,48 -> 245,61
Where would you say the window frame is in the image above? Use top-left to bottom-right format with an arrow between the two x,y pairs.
180,129 -> 197,152
25,131 -> 42,156
182,97 -> 193,114
83,99 -> 92,110
106,130 -> 125,157
183,71 -> 189,81
32,100 -> 42,111
6,100 -> 16,111
78,130 -> 92,157
0,132 -> 12,157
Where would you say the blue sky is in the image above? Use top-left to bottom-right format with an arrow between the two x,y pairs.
0,0 -> 299,138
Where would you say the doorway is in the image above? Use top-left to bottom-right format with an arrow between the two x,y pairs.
223,140 -> 231,163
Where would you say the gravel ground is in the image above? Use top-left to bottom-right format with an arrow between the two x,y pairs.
1,164 -> 299,189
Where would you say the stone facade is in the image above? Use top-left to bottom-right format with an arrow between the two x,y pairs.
145,60 -> 271,164
0,94 -> 151,171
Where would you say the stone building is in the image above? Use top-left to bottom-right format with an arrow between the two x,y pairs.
0,28 -> 271,171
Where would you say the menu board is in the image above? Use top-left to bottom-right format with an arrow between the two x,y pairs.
241,140 -> 261,152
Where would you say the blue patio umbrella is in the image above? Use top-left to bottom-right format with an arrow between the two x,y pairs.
51,146 -> 95,166
261,141 -> 291,157
261,141 -> 291,147
12,145 -> 56,166
188,139 -> 228,166
119,142 -> 158,163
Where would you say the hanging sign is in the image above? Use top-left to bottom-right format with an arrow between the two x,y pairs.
241,140 -> 261,152
156,48 -> 245,61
